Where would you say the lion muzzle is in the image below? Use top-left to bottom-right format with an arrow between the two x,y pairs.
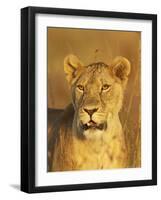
80,120 -> 107,131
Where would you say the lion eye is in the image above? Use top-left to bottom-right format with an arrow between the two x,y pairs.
77,85 -> 84,91
102,84 -> 111,91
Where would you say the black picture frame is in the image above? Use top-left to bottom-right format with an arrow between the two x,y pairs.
21,6 -> 157,193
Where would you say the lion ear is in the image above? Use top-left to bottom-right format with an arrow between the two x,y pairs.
111,56 -> 131,87
64,54 -> 84,84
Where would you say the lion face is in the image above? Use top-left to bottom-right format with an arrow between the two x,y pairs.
64,55 -> 131,140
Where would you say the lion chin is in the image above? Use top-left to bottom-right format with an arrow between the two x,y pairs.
83,129 -> 106,140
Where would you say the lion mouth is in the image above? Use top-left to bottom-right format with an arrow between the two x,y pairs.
81,120 -> 106,131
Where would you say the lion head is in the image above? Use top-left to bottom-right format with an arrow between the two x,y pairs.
64,54 -> 131,140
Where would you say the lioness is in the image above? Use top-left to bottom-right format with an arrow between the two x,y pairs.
48,54 -> 131,171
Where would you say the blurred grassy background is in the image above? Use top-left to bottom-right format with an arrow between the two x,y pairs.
48,28 -> 141,168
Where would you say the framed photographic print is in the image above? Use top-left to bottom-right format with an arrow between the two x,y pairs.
21,6 -> 157,193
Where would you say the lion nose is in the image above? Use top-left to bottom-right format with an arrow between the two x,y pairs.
84,108 -> 98,116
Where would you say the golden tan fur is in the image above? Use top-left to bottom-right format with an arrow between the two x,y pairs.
48,54 -> 131,171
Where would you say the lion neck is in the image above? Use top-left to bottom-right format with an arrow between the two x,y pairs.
71,110 -> 125,170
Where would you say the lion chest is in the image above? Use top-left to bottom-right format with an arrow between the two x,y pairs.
73,136 -> 126,170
